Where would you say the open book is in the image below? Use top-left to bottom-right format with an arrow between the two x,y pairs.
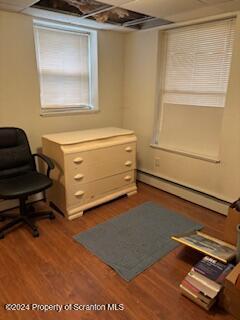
172,231 -> 236,263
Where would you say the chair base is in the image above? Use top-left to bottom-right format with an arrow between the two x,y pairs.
0,199 -> 55,239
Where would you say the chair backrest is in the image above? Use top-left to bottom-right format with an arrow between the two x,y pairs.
0,128 -> 36,179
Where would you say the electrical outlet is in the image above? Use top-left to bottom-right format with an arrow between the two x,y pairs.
155,157 -> 160,168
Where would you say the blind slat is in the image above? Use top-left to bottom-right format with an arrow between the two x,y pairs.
35,26 -> 90,108
163,19 -> 235,108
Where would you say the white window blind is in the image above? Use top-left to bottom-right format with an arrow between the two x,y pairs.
34,22 -> 98,114
162,18 -> 235,108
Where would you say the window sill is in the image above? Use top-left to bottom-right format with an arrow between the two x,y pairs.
150,144 -> 220,163
40,108 -> 99,117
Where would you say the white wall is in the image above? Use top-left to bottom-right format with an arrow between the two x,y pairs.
123,15 -> 240,212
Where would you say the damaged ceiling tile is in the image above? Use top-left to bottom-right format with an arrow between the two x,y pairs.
32,0 -> 172,29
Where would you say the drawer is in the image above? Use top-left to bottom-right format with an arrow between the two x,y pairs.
66,170 -> 135,208
65,142 -> 136,185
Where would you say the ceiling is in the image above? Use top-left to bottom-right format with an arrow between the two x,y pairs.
0,0 -> 36,11
98,0 -> 240,21
0,0 -> 240,30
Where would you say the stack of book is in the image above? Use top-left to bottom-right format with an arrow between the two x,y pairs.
180,256 -> 234,310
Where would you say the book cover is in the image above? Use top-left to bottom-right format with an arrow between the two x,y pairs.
193,256 -> 234,283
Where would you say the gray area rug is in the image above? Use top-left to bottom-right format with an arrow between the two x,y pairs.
74,202 -> 203,281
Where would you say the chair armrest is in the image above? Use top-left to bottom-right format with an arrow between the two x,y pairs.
33,153 -> 55,177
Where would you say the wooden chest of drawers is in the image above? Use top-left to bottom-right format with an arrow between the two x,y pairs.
42,127 -> 137,220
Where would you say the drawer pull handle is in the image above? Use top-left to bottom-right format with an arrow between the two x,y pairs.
73,157 -> 83,164
125,161 -> 132,167
74,190 -> 85,197
74,174 -> 84,181
124,175 -> 132,182
125,146 -> 132,152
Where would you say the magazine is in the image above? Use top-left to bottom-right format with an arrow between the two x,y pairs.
172,231 -> 236,262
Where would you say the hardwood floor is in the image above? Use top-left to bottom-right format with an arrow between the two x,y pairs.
0,182 -> 235,320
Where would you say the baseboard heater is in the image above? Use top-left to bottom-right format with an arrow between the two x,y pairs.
137,169 -> 231,215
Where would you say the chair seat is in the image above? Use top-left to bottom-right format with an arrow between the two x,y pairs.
0,172 -> 52,199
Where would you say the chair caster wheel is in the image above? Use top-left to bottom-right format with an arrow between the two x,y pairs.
33,230 -> 39,237
49,213 -> 55,220
0,233 -> 4,239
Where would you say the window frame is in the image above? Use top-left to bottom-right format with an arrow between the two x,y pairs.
153,18 -> 235,149
33,19 -> 99,116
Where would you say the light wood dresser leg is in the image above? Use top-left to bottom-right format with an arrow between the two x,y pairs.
68,211 -> 84,220
127,190 -> 137,197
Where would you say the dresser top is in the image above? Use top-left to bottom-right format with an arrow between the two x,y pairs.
42,127 -> 135,145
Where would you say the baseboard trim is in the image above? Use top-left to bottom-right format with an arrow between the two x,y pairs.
137,170 -> 230,215
0,193 -> 44,212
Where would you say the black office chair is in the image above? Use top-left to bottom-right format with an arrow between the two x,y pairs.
0,127 -> 55,239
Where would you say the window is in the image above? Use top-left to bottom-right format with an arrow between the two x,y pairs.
153,18 -> 236,161
162,18 -> 235,108
34,20 -> 98,115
